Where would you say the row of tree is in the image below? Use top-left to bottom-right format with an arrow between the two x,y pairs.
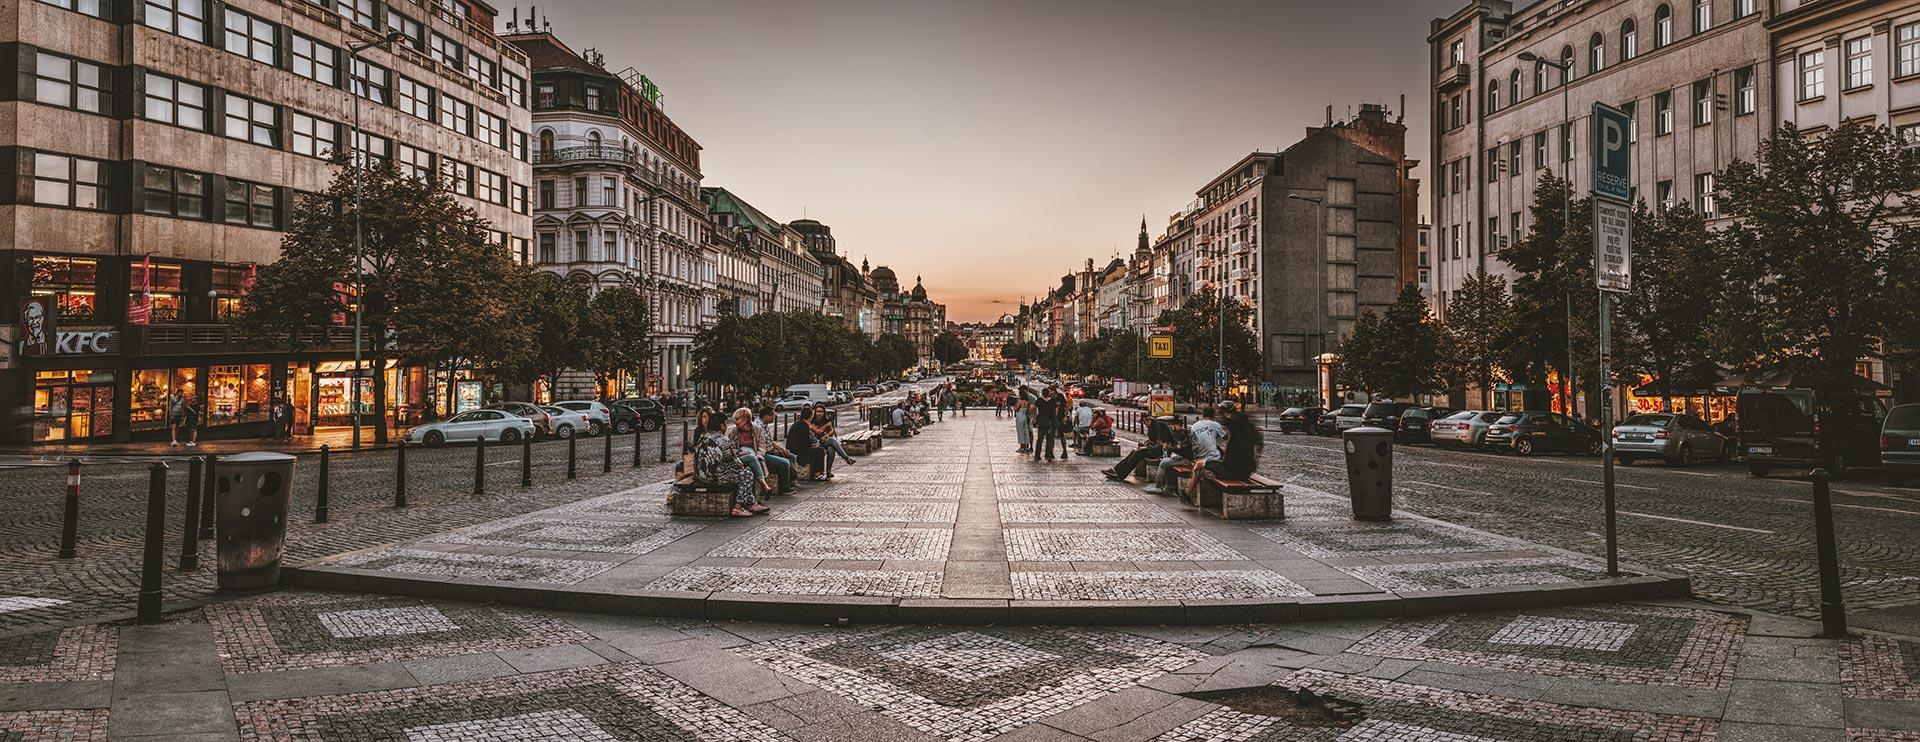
690,310 -> 923,394
1338,122 -> 1920,408
1007,288 -> 1264,393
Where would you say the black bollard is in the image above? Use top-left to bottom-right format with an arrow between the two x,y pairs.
57,459 -> 81,559
632,425 -> 643,468
522,434 -> 533,487
314,445 -> 331,523
603,427 -> 613,473
395,439 -> 409,508
1811,468 -> 1848,638
137,462 -> 168,624
567,435 -> 578,479
659,418 -> 668,463
198,454 -> 216,539
474,435 -> 487,495
180,456 -> 202,571
681,420 -> 690,452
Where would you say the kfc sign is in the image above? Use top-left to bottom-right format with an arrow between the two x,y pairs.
17,297 -> 56,356
53,331 -> 116,354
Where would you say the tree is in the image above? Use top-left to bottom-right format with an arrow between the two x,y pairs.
582,284 -> 653,395
1612,203 -> 1722,410
1043,336 -> 1080,375
1146,287 -> 1261,395
1439,268 -> 1512,407
1336,284 -> 1444,399
1001,341 -> 1040,365
1504,173 -> 1599,414
1717,122 -> 1920,400
932,332 -> 970,366
238,159 -> 528,442
692,308 -> 767,391
502,272 -> 590,389
875,334 -> 918,379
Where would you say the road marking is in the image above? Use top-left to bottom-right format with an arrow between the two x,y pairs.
1615,510 -> 1775,534
1407,480 -> 1498,496
1832,489 -> 1920,504
1658,469 -> 1718,477
1560,477 -> 1659,492
1779,499 -> 1920,517
1417,460 -> 1480,470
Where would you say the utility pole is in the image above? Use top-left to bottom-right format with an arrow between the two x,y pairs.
345,32 -> 406,450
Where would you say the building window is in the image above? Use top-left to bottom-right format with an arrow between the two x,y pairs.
602,176 -> 617,205
40,0 -> 106,18
222,9 -> 277,64
573,229 -> 589,262
1655,90 -> 1673,134
352,131 -> 389,163
430,33 -> 463,70
501,71 -> 527,107
1656,179 -> 1674,208
1533,131 -> 1547,166
1533,58 -> 1548,92
1694,173 -> 1716,217
1510,211 -> 1522,247
1509,69 -> 1522,102
602,232 -> 616,263
1624,101 -> 1639,142
345,0 -> 376,30
538,233 -> 556,263
1560,46 -> 1575,83
290,112 -> 337,158
1654,4 -> 1672,48
31,255 -> 99,321
396,76 -> 434,120
144,0 -> 207,42
383,8 -> 422,49
538,179 -> 554,209
438,94 -> 471,136
1449,95 -> 1463,129
476,111 -> 506,149
1800,49 -> 1826,100
30,153 -> 104,209
1508,140 -> 1521,176
34,53 -> 108,115
1693,79 -> 1713,126
395,144 -> 432,180
1897,124 -> 1920,146
1486,81 -> 1499,113
442,159 -> 473,197
142,73 -> 207,130
1735,66 -> 1755,115
223,93 -> 278,147
476,169 -> 505,205
1900,23 -> 1920,79
291,34 -> 338,86
1692,0 -> 1710,34
1735,0 -> 1756,18
1621,19 -> 1638,60
511,130 -> 528,161
224,178 -> 277,227
1449,160 -> 1461,194
140,164 -> 205,217
573,176 -> 587,205
1450,39 -> 1465,66
1589,32 -> 1605,73
350,59 -> 390,105
585,85 -> 601,111
1846,36 -> 1873,89
535,83 -> 555,108
511,183 -> 528,214
1486,147 -> 1502,182
1562,124 -> 1573,162
537,129 -> 555,157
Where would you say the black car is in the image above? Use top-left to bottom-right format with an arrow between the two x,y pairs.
1311,411 -> 1339,436
1484,411 -> 1602,456
1395,406 -> 1459,444
609,398 -> 667,433
1277,407 -> 1325,434
1883,403 -> 1920,487
1360,401 -> 1416,429
1738,388 -> 1887,479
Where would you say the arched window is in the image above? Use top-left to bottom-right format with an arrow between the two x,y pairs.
1654,4 -> 1673,48
1533,59 -> 1549,93
586,130 -> 601,148
1589,32 -> 1606,73
1693,0 -> 1711,33
1510,69 -> 1522,101
1621,19 -> 1639,60
1487,80 -> 1501,112
537,129 -> 554,156
1561,46 -> 1576,83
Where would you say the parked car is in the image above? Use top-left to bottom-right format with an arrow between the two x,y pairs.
1331,404 -> 1368,432
1430,410 -> 1504,448
774,395 -> 813,411
1395,406 -> 1459,444
853,386 -> 876,398
552,400 -> 613,436
1883,403 -> 1920,486
1276,407 -> 1325,434
1737,388 -> 1887,479
406,409 -> 533,445
1360,401 -> 1416,430
1312,411 -> 1340,436
541,406 -> 594,439
609,398 -> 666,433
1612,413 -> 1729,466
489,402 -> 553,439
1484,411 -> 1602,456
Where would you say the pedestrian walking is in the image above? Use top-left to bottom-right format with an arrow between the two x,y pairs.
1013,396 -> 1033,453
167,390 -> 186,446
1035,387 -> 1065,461
180,398 -> 201,447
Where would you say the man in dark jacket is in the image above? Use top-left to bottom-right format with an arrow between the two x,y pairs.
1034,387 -> 1065,461
1208,401 -> 1263,481
1105,415 -> 1181,481
787,408 -> 826,480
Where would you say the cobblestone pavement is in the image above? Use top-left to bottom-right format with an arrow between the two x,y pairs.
0,590 -> 1915,740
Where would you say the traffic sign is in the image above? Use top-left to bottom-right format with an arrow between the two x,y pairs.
1594,197 -> 1632,293
1591,102 -> 1632,204
1214,368 -> 1229,388
1148,335 -> 1173,359
1149,389 -> 1174,417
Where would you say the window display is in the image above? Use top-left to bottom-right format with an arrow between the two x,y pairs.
130,367 -> 197,431
32,255 -> 99,321
207,364 -> 269,425
35,370 -> 114,442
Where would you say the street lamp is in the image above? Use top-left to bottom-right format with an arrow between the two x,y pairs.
1288,193 -> 1329,406
1519,50 -> 1577,417
346,31 -> 406,450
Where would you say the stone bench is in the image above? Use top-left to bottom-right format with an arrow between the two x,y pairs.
1197,472 -> 1285,520
843,429 -> 881,454
1087,440 -> 1121,458
882,426 -> 910,439
669,482 -> 735,517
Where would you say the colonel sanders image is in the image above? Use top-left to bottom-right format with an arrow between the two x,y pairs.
19,298 -> 52,355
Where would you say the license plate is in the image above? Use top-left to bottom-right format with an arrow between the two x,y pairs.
1622,434 -> 1647,441
1910,438 -> 1920,447
1749,446 -> 1773,455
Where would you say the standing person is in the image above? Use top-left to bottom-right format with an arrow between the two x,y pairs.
180,397 -> 201,447
1013,395 -> 1033,454
936,387 -> 946,421
1183,407 -> 1227,504
1034,387 -> 1064,461
167,390 -> 186,446
693,411 -> 766,518
788,403 -> 828,480
1052,387 -> 1073,461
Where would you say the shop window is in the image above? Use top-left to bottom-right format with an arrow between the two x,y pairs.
31,152 -> 105,210
130,367 -> 197,432
207,364 -> 270,425
31,255 -> 98,321
33,370 -> 115,442
141,164 -> 206,218
211,264 -> 253,321
132,261 -> 184,322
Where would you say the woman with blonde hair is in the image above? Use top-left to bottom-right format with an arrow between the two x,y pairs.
727,406 -> 772,494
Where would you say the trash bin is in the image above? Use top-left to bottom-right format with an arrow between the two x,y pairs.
1342,426 -> 1394,521
215,451 -> 297,591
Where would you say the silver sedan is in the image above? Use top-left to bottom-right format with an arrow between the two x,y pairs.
1431,410 -> 1505,448
1612,413 -> 1729,466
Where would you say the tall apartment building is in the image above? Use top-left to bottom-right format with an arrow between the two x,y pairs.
5,0 -> 532,444
505,29 -> 708,397
702,186 -> 822,317
1771,1 -> 1920,140
1428,0 -> 1771,315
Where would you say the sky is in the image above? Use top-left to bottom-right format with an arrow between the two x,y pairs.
523,0 -> 1462,322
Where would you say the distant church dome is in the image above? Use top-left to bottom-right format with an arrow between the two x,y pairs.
870,265 -> 899,295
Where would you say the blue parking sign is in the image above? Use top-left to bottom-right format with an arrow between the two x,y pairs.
1591,103 -> 1632,203
1215,368 -> 1229,388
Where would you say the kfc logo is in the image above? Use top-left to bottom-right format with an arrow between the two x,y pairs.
17,297 -> 55,356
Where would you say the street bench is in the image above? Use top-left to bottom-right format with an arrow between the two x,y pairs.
843,429 -> 881,454
1086,439 -> 1121,458
883,426 -> 911,439
1134,456 -> 1162,480
1197,471 -> 1285,520
668,481 -> 735,517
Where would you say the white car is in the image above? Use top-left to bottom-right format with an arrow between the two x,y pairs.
552,400 -> 612,435
1332,404 -> 1368,430
406,409 -> 534,445
541,406 -> 594,439
774,396 -> 813,412
1431,410 -> 1505,447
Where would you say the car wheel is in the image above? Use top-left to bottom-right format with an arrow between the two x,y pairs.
1515,438 -> 1535,456
588,421 -> 605,437
1676,445 -> 1695,467
640,417 -> 662,432
615,420 -> 633,435
556,424 -> 573,439
502,428 -> 521,443
1616,455 -> 1634,466
1586,440 -> 1604,457
424,430 -> 445,446
1748,464 -> 1770,478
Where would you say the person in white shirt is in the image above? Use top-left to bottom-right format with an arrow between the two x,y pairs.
1183,407 -> 1227,503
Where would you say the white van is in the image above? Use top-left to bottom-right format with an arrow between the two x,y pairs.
783,384 -> 833,404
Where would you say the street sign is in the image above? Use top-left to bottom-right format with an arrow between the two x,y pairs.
1214,368 -> 1229,388
1148,335 -> 1173,359
1149,389 -> 1174,418
1594,198 -> 1632,293
1591,102 -> 1632,204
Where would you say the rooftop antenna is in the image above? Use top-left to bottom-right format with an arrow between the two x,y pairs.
1325,105 -> 1333,127
1397,94 -> 1406,124
508,6 -> 517,32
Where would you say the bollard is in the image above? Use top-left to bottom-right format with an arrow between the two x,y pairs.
314,445 -> 331,523
394,439 -> 409,508
659,418 -> 668,462
603,426 -> 613,473
522,434 -> 534,487
632,425 -> 643,468
180,456 -> 202,571
1811,468 -> 1848,638
57,459 -> 81,559
567,435 -> 578,479
682,420 -> 690,452
137,462 -> 168,625
199,454 -> 216,539
474,435 -> 487,495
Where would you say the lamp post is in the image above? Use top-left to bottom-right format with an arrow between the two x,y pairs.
1520,49 -> 1575,418
1288,193 -> 1328,406
346,32 -> 406,450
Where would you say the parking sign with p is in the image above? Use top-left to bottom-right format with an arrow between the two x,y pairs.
1591,102 -> 1632,204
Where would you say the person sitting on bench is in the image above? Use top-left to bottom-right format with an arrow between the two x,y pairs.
890,402 -> 917,436
1106,415 -> 1180,481
1181,406 -> 1227,504
1200,401 -> 1263,491
1144,416 -> 1195,495
1080,408 -> 1114,454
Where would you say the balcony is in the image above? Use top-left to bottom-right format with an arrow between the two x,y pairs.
123,324 -> 360,356
1437,63 -> 1471,90
534,145 -> 640,167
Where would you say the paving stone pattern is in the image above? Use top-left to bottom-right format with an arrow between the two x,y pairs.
0,710 -> 107,742
206,592 -> 593,674
771,501 -> 958,523
809,483 -> 964,500
1845,635 -> 1920,700
998,502 -> 1182,524
1002,528 -> 1245,562
708,525 -> 953,561
1340,556 -> 1620,593
0,625 -> 114,683
1349,603 -> 1748,688
1011,570 -> 1311,601
427,517 -> 706,554
645,566 -> 943,598
326,548 -> 619,585
1249,519 -> 1520,559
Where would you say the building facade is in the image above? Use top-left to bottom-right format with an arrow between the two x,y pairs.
1770,0 -> 1920,140
701,187 -> 820,317
6,0 -> 533,444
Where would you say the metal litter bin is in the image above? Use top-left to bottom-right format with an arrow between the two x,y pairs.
215,451 -> 296,591
1342,426 -> 1394,521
